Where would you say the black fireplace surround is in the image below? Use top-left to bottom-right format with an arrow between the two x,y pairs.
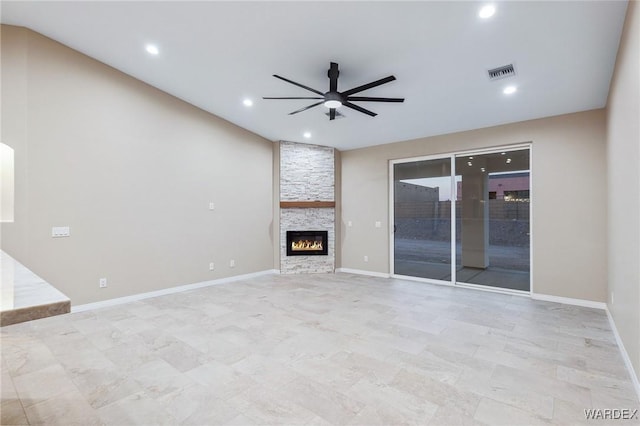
286,230 -> 328,256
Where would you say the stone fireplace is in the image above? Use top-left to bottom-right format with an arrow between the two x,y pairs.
279,141 -> 335,273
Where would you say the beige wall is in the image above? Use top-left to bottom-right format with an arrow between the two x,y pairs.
334,148 -> 342,269
341,109 -> 608,302
1,25 -> 275,305
607,0 -> 640,385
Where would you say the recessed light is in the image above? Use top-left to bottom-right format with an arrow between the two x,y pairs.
145,44 -> 159,55
479,4 -> 496,19
469,156 -> 474,160
506,158 -> 512,164
243,99 -> 253,107
467,161 -> 473,167
501,152 -> 506,155
303,132 -> 311,139
503,86 -> 517,95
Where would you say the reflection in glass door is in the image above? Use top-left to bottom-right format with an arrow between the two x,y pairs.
393,157 -> 453,282
455,149 -> 530,291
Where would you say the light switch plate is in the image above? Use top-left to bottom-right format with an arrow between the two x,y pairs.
52,226 -> 70,237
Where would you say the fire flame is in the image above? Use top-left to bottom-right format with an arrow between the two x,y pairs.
291,240 -> 323,251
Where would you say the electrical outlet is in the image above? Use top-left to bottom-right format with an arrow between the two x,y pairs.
347,221 -> 353,227
99,278 -> 107,288
209,262 -> 215,271
375,221 -> 381,228
209,202 -> 215,210
230,259 -> 235,268
364,255 -> 368,262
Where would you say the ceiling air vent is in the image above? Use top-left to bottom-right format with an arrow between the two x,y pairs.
487,64 -> 516,81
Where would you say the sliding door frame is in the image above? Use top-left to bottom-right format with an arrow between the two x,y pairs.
389,143 -> 533,296
389,152 -> 456,287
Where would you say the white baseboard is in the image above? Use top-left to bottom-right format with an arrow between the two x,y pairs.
71,269 -> 278,313
606,307 -> 640,403
335,268 -> 390,278
531,293 -> 607,310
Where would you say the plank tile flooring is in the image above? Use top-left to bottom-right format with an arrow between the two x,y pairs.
1,273 -> 638,425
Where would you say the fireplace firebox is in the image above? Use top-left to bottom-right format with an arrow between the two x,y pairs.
286,230 -> 328,256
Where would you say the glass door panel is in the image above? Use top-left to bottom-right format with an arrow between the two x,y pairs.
393,158 -> 453,281
454,149 -> 530,291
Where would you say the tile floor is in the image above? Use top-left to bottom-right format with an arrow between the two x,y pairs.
1,273 -> 638,425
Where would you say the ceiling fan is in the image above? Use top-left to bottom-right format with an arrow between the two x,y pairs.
263,62 -> 404,120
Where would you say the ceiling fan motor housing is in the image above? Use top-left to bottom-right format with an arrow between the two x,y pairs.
324,91 -> 343,104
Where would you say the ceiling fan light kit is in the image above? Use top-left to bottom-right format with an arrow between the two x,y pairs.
263,62 -> 404,120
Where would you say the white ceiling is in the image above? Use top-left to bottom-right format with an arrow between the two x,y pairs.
1,1 -> 628,150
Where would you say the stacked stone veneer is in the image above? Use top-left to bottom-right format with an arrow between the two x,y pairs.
280,141 -> 335,273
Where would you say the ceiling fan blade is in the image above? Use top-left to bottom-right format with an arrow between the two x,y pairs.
273,75 -> 324,96
329,62 -> 339,93
342,75 -> 396,96
288,101 -> 324,115
347,96 -> 404,103
263,97 -> 324,100
330,108 -> 336,120
343,102 -> 377,117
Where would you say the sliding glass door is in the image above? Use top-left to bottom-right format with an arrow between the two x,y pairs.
391,146 -> 531,293
392,157 -> 453,282
455,149 -> 530,291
